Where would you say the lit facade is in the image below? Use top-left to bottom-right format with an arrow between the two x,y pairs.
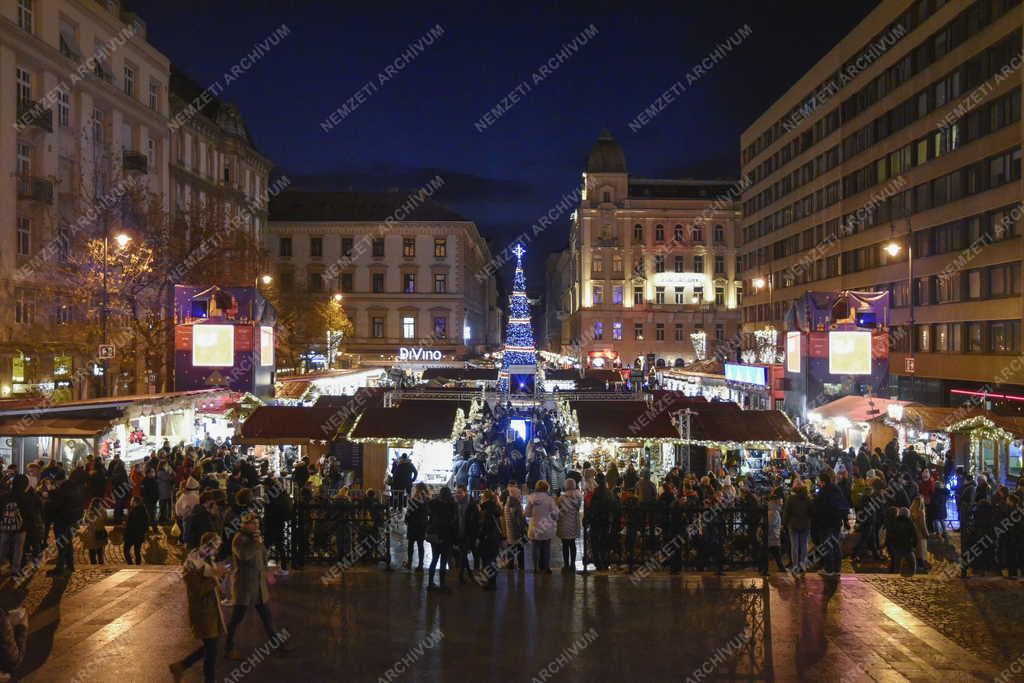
738,0 -> 1024,406
566,130 -> 743,370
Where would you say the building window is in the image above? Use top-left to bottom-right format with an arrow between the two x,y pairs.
967,322 -> 984,352
634,323 -> 644,341
655,255 -> 665,273
310,237 -> 323,258
691,226 -> 703,242
612,321 -> 622,340
592,257 -> 604,274
633,224 -> 643,243
593,321 -> 603,340
612,286 -> 623,305
403,237 -> 416,257
714,255 -> 725,274
372,273 -> 385,293
715,286 -> 725,306
123,65 -> 135,97
674,323 -> 684,341
17,0 -> 33,33
307,272 -> 323,292
56,304 -> 72,324
633,286 -> 644,305
403,273 -> 416,293
715,324 -> 724,342
674,286 -> 685,304
694,286 -> 704,303
91,108 -> 104,144
674,255 -> 684,273
15,292 -> 33,325
341,273 -> 354,292
693,255 -> 704,273
433,317 -> 448,338
602,191 -> 611,203
342,237 -> 353,257
736,285 -> 743,307
16,142 -> 31,176
278,237 -> 292,257
57,90 -> 69,128
16,67 -> 31,107
16,217 -> 30,256
149,79 -> 160,110
655,287 -> 665,304
402,316 -> 416,339
592,285 -> 603,305
434,238 -> 446,257
611,254 -> 623,272
934,323 -> 949,352
656,323 -> 665,341
372,238 -> 385,257
674,224 -> 684,242
655,224 -> 665,242
713,224 -> 725,243
991,321 -> 1019,353
372,316 -> 385,338
434,272 -> 447,293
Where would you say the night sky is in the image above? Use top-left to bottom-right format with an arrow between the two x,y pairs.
129,0 -> 879,280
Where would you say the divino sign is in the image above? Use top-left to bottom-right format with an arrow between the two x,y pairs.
398,347 -> 442,361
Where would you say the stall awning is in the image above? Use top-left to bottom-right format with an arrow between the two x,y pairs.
348,399 -> 469,442
238,405 -> 353,444
894,405 -> 1024,440
811,396 -> 917,423
0,417 -> 112,437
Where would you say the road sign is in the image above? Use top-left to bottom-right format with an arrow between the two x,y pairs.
98,344 -> 115,360
904,356 -> 915,374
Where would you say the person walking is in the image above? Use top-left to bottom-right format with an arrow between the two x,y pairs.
404,483 -> 429,572
586,474 -> 618,571
157,463 -> 176,525
45,470 -> 83,578
170,532 -> 226,683
782,480 -> 813,575
453,486 -> 480,584
556,478 -> 581,573
262,477 -> 292,576
123,497 -> 148,565
812,470 -> 848,577
224,513 -> 284,660
426,487 -> 458,592
525,480 -> 559,573
909,496 -> 930,572
503,486 -> 527,572
765,490 -> 786,573
0,476 -> 29,576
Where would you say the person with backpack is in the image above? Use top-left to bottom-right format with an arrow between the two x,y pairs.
169,531 -> 226,683
0,476 -> 28,575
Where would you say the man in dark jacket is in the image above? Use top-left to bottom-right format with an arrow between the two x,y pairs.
586,474 -> 618,571
390,455 -> 417,507
292,459 -> 310,491
454,486 -> 480,583
186,497 -> 218,551
813,470 -> 848,576
262,478 -> 292,574
476,492 -> 503,589
45,472 -> 84,577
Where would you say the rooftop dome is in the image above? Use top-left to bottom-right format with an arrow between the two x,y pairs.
586,129 -> 627,173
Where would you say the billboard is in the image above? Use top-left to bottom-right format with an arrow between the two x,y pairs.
192,325 -> 234,367
786,332 -> 801,373
828,330 -> 872,375
724,363 -> 768,386
260,326 -> 274,367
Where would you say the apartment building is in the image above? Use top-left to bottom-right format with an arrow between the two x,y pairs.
268,190 -> 499,357
0,0 -> 171,395
565,130 -> 743,370
739,0 -> 1023,407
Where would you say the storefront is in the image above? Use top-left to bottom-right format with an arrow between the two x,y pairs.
237,404 -> 345,475
806,395 -> 916,453
274,367 -> 387,405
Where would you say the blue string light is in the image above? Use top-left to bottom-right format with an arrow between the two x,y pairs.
499,244 -> 536,392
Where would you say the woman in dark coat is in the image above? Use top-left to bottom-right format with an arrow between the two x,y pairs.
476,491 -> 503,590
123,496 -> 149,565
405,483 -> 429,572
170,531 -> 225,683
426,487 -> 458,592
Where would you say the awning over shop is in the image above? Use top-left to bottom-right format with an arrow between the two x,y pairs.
238,405 -> 351,444
348,399 -> 469,443
0,417 -> 112,437
810,395 -> 917,423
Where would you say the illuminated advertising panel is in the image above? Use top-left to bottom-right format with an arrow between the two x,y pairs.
260,326 -> 274,367
724,363 -> 767,386
192,324 -> 234,367
828,331 -> 872,375
786,332 -> 801,373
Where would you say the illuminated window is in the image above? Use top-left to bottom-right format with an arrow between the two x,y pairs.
402,316 -> 416,339
612,321 -> 622,340
634,322 -> 644,341
612,286 -> 623,305
612,254 -> 623,272
593,321 -> 603,340
592,285 -> 603,305
403,273 -> 416,293
434,238 -> 446,257
655,224 -> 665,241
403,238 -> 415,257
433,317 -> 448,338
193,325 -> 234,367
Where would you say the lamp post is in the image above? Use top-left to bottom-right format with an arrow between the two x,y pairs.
884,214 -> 913,381
101,231 -> 131,396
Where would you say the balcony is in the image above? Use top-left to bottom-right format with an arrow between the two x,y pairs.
16,101 -> 53,133
123,150 -> 148,174
17,176 -> 54,204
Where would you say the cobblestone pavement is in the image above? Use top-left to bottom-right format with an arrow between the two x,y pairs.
862,574 -> 1024,670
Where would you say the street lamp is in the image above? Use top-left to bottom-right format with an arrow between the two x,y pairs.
886,214 -> 914,376
100,231 -> 132,396
332,292 -> 343,303
259,274 -> 273,286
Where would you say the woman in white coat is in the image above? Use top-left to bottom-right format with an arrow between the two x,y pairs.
525,481 -> 559,573
556,478 -> 582,573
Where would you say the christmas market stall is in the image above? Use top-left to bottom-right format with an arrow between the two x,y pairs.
347,398 -> 477,491
659,359 -> 732,401
807,395 -> 918,452
273,367 -> 387,405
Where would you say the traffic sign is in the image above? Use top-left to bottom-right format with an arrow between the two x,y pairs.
98,345 -> 115,360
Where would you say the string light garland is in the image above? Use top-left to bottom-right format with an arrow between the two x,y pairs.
690,331 -> 707,361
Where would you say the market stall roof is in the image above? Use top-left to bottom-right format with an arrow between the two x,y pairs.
348,399 -> 469,442
741,410 -> 805,443
810,395 -> 917,423
892,405 -> 1024,439
420,368 -> 499,382
238,405 -> 352,444
314,388 -> 386,411
663,358 -> 725,379
0,389 -> 232,417
0,416 -> 113,437
275,380 -> 312,401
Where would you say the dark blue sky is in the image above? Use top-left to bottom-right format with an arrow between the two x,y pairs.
130,0 -> 878,277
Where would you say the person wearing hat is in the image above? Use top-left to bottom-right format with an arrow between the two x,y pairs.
175,477 -> 201,544
225,512 -> 282,660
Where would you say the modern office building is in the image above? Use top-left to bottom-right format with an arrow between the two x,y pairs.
739,0 -> 1023,407
564,130 -> 743,370
268,190 -> 499,357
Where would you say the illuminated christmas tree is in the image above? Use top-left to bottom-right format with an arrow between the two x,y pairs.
498,244 -> 537,392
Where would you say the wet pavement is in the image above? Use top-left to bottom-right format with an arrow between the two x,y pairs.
16,565 -> 1006,682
